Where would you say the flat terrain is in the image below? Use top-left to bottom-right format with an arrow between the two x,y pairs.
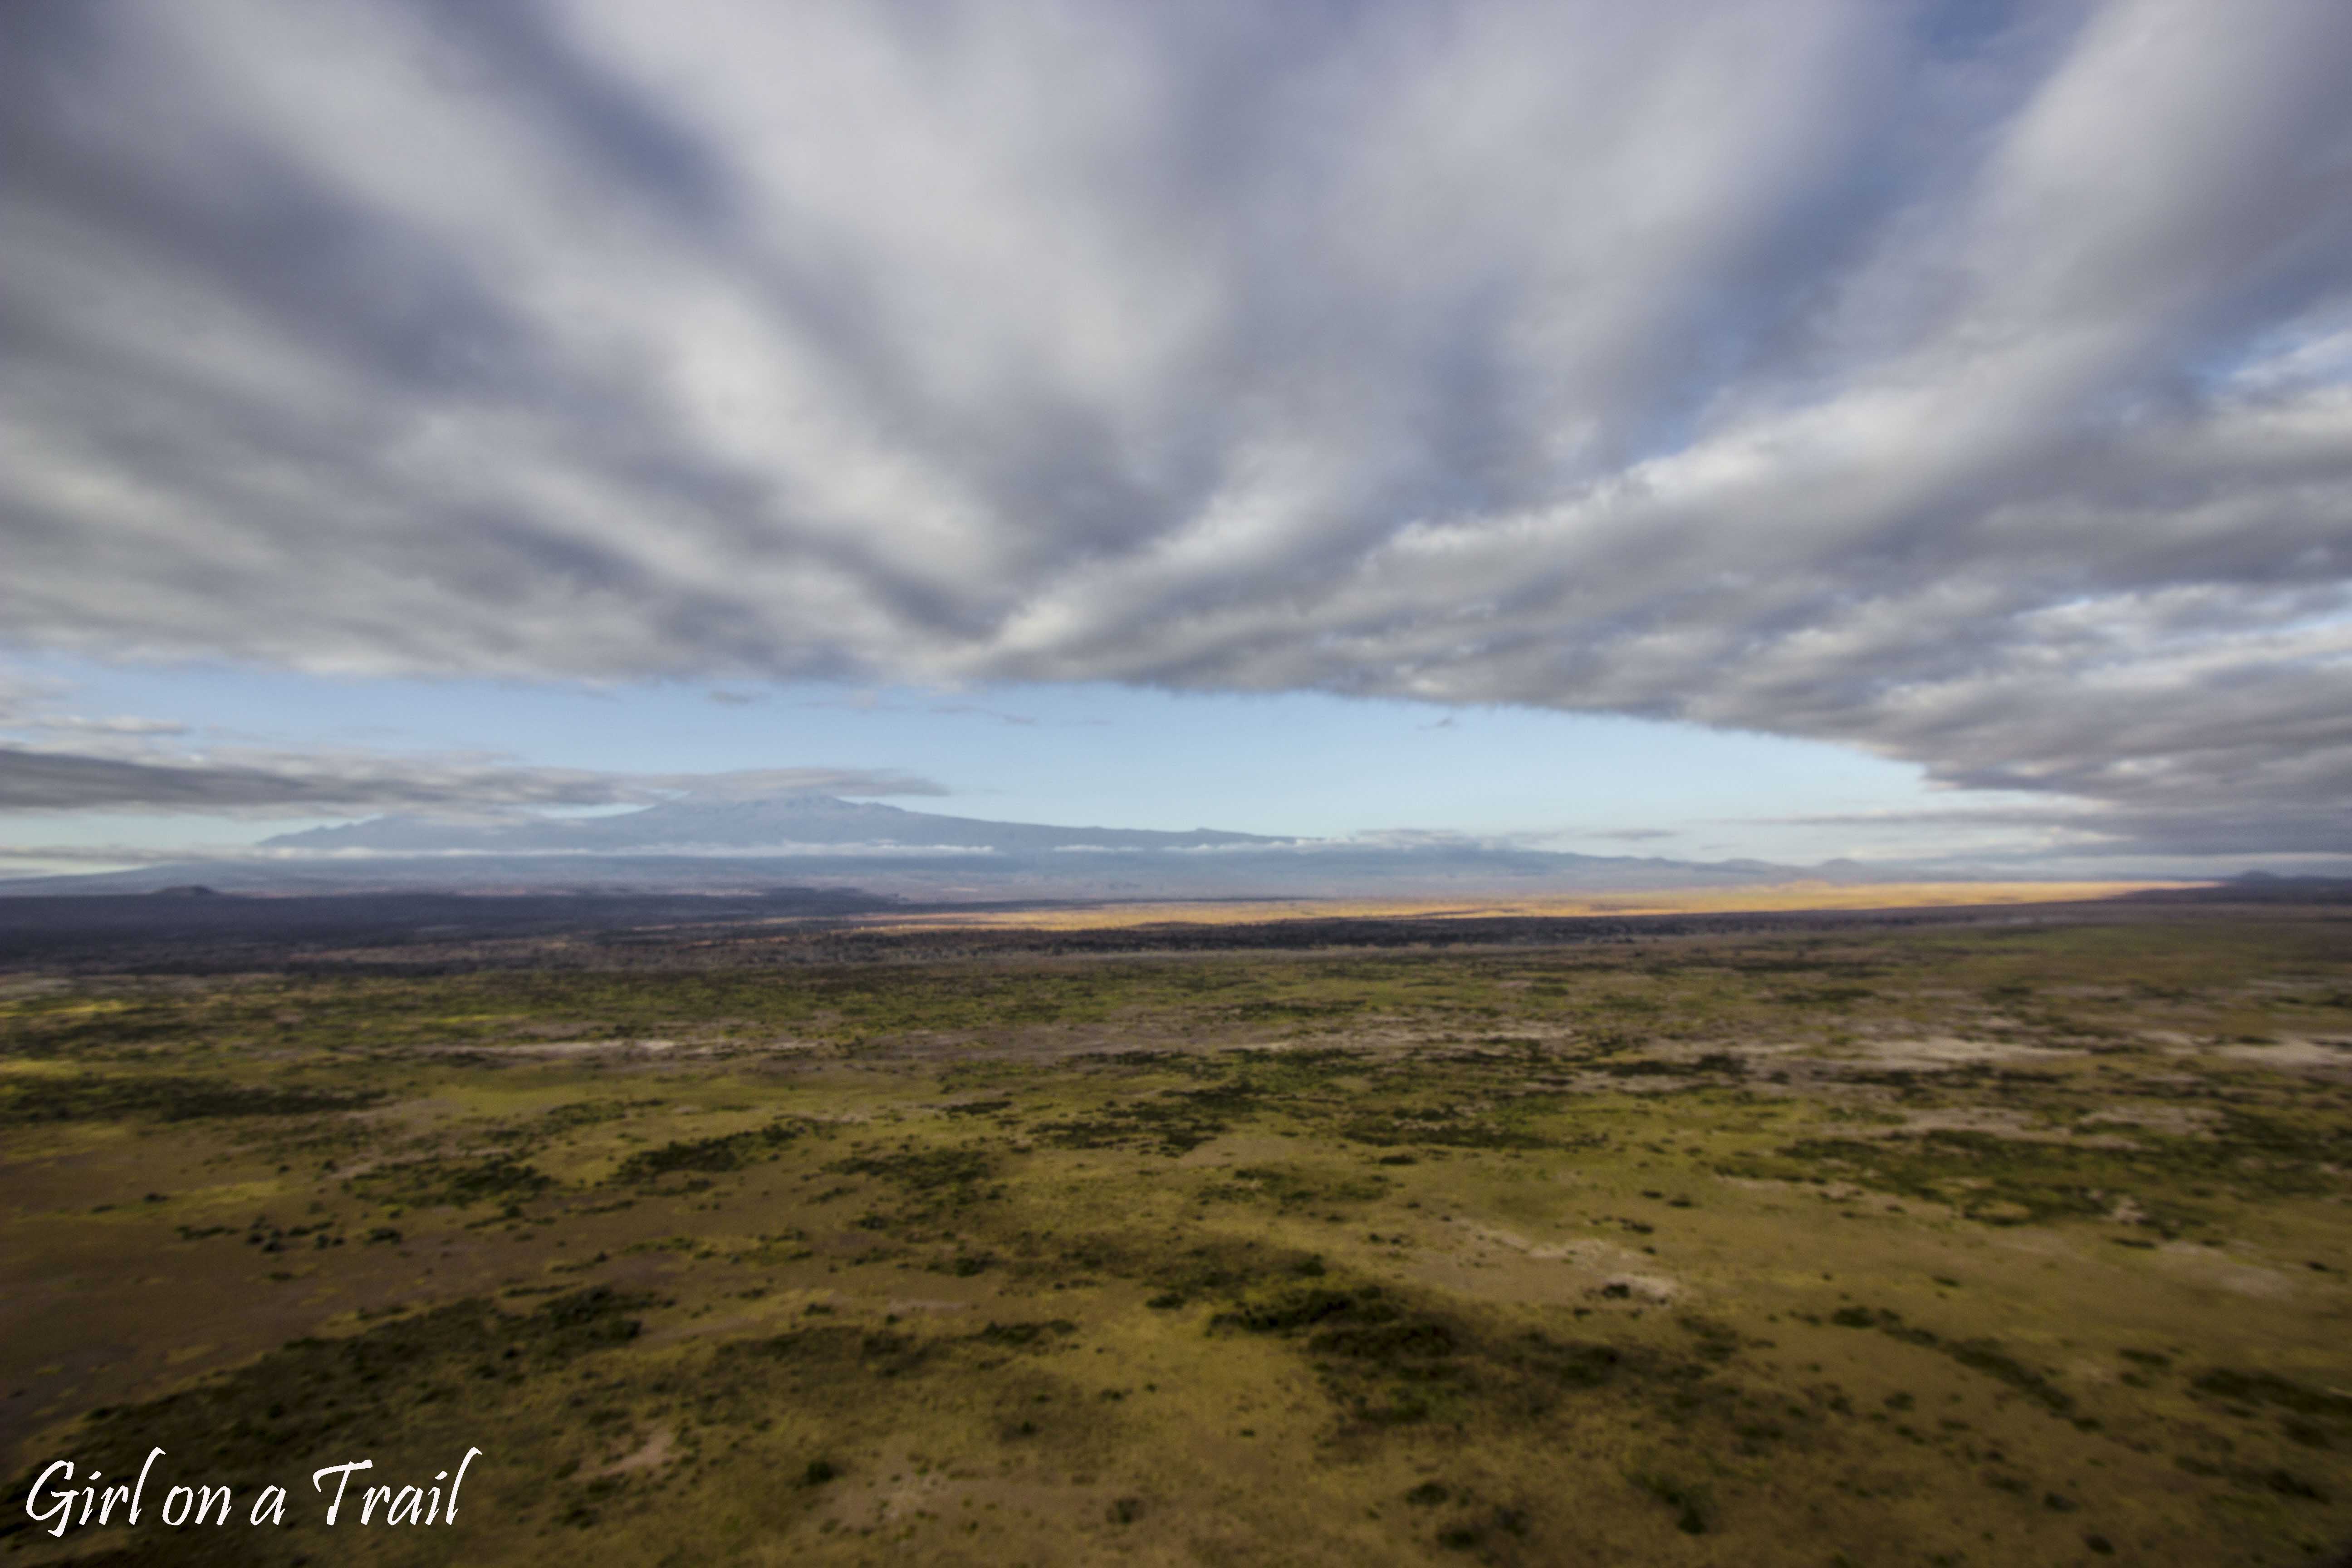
3,899 -> 2350,1565
0,881 -> 2190,972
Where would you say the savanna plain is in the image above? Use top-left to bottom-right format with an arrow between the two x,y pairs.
4,897 -> 2350,1567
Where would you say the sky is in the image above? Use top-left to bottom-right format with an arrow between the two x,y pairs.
4,0 -> 2349,882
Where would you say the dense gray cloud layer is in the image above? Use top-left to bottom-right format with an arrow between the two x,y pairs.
0,744 -> 940,815
4,0 -> 2350,858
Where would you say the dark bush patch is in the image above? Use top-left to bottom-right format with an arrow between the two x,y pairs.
1034,1086 -> 1248,1156
536,1286 -> 648,1335
0,1285 -> 649,1544
351,1156 -> 552,1208
833,1145 -> 995,1189
0,1073 -> 379,1125
1632,1471 -> 1717,1534
1678,1316 -> 1742,1364
1724,1109 -> 2349,1231
1338,1111 -> 1562,1150
1212,1283 -> 1467,1425
616,1119 -> 803,1181
1137,1236 -> 1322,1304
1503,1334 -> 1625,1391
540,1097 -> 662,1130
974,1319 -> 1078,1349
1594,1053 -> 1747,1081
736,1322 -> 927,1383
1211,1284 -> 1366,1335
2191,1368 -> 2352,1440
1593,1059 -> 1696,1079
1773,986 -> 1875,1007
1210,1276 -> 1657,1433
2259,1468 -> 2327,1500
1209,1165 -> 1387,1210
1844,1307 -> 2075,1416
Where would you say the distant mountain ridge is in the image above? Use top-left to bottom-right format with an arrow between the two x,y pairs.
4,793 -> 1882,899
260,793 -> 1283,855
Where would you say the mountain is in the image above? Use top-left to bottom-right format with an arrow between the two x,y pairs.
257,793 -> 1283,855
0,794 -> 1867,900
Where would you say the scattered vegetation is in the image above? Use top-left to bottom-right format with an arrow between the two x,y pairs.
614,1119 -> 805,1182
3,908 -> 2348,1565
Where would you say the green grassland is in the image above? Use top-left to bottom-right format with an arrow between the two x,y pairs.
3,910 -> 2350,1566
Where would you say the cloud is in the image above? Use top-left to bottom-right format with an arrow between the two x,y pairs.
789,695 -> 1050,725
1762,794 -> 2352,863
7,713 -> 193,737
0,743 -> 942,814
3,1 -> 2349,857
676,769 -> 945,804
926,702 -> 1039,727
0,842 -> 272,868
0,671 -> 69,728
